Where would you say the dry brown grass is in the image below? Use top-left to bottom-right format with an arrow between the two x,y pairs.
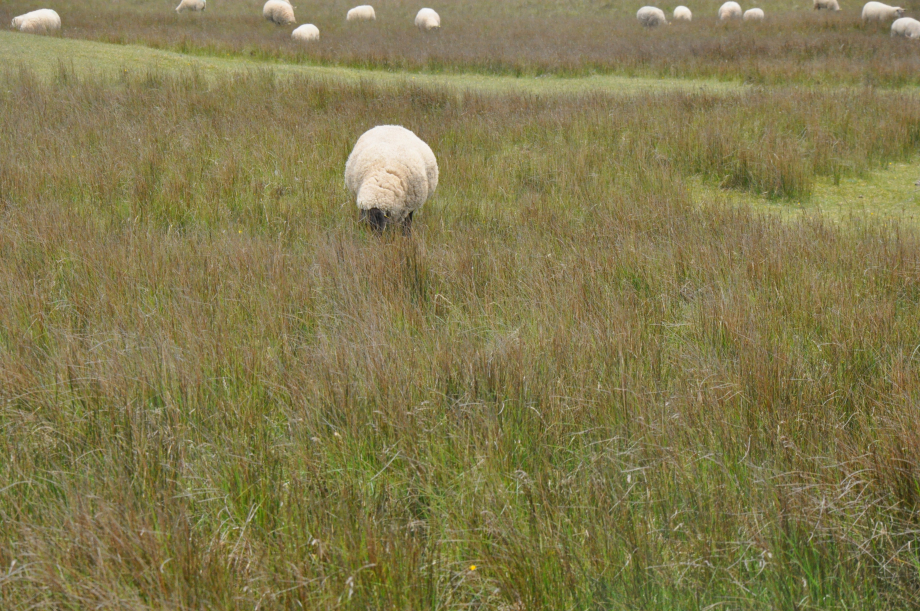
1,66 -> 920,608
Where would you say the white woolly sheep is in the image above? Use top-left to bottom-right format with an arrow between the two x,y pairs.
263,0 -> 296,25
637,6 -> 668,27
346,5 -> 376,22
862,2 -> 905,22
718,1 -> 743,20
891,16 -> 920,36
11,9 -> 60,34
175,0 -> 206,13
743,8 -> 764,20
345,125 -> 438,233
673,6 -> 692,21
415,8 -> 440,31
292,23 -> 319,41
813,0 -> 841,10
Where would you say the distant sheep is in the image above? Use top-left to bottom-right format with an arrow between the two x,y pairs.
345,125 -> 438,233
11,9 -> 60,33
891,16 -> 920,36
292,23 -> 319,41
743,8 -> 764,20
637,6 -> 668,27
263,0 -> 296,25
346,5 -> 376,22
813,0 -> 841,10
175,0 -> 206,12
718,1 -> 743,20
415,8 -> 440,31
673,6 -> 692,21
862,2 -> 905,22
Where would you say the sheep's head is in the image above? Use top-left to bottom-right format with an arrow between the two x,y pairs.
359,207 -> 412,233
896,7 -> 906,17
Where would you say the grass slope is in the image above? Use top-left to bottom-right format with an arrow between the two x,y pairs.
0,30 -> 740,95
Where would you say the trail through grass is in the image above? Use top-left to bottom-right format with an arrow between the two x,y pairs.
0,30 -> 742,94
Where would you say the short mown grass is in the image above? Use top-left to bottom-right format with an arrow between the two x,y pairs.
2,65 -> 920,609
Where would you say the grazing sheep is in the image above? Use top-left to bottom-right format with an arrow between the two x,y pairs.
415,8 -> 440,31
11,9 -> 60,33
263,0 -> 296,25
862,1 -> 905,22
743,8 -> 764,20
813,0 -> 841,10
718,1 -> 743,20
637,6 -> 668,27
346,5 -> 376,22
292,23 -> 319,41
891,16 -> 920,36
345,125 -> 438,233
175,0 -> 206,12
673,6 -> 692,21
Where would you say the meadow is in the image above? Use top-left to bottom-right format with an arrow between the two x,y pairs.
7,0 -> 920,86
2,1 -> 920,609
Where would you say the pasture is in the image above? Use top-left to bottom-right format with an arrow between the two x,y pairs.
2,0 -> 920,609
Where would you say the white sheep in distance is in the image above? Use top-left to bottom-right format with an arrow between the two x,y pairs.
11,9 -> 61,34
891,16 -> 920,36
292,23 -> 319,41
862,2 -> 905,22
175,0 -> 206,13
718,1 -> 743,20
346,5 -> 376,22
637,6 -> 668,27
345,125 -> 438,233
415,8 -> 440,31
263,0 -> 296,25
673,6 -> 692,21
813,0 -> 841,10
743,8 -> 764,20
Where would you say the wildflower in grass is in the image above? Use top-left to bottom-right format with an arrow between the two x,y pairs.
469,564 -> 476,571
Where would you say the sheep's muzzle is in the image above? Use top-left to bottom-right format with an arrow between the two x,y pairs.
360,208 -> 414,234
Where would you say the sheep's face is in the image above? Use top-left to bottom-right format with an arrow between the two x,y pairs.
896,7 -> 906,17
359,207 -> 411,233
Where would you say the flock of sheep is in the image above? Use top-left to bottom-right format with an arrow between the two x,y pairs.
181,0 -> 441,40
8,3 -> 441,39
637,0 -> 915,34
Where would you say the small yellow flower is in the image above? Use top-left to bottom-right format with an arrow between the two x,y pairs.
469,565 -> 477,571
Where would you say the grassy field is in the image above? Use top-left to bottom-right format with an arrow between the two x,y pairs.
3,4 -> 920,610
7,0 -> 920,86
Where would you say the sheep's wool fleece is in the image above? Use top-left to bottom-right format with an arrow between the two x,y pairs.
862,1 -> 904,21
12,9 -> 60,33
415,8 -> 440,30
347,5 -> 376,21
292,24 -> 320,41
176,0 -> 206,12
813,0 -> 840,10
637,6 -> 667,26
263,0 -> 296,25
673,6 -> 692,21
718,1 -> 743,19
892,16 -> 920,36
743,8 -> 764,20
345,126 -> 438,221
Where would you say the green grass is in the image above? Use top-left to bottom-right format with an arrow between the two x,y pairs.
0,30 -> 742,95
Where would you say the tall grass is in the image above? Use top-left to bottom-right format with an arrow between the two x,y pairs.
1,67 -> 920,608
